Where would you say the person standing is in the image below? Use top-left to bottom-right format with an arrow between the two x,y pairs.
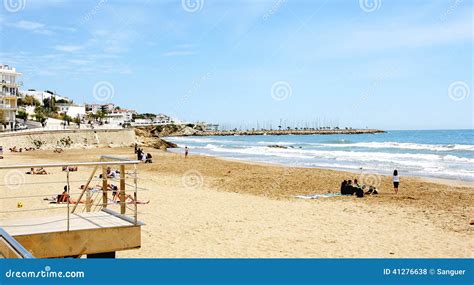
185,146 -> 189,159
393,170 -> 400,194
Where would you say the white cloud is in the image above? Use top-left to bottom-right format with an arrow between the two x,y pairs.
162,50 -> 196,57
12,20 -> 45,30
67,59 -> 91,65
8,20 -> 55,35
53,45 -> 85,52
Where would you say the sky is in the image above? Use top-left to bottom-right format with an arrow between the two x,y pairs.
0,0 -> 472,130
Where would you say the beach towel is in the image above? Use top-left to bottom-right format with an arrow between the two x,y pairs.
294,193 -> 346,199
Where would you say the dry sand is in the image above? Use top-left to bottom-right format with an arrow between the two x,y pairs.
0,146 -> 472,258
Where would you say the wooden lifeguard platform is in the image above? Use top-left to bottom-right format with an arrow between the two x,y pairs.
1,209 -> 142,258
0,157 -> 144,258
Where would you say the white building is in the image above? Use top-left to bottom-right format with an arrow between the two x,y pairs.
85,103 -> 115,114
105,109 -> 135,126
21,89 -> 69,104
1,64 -> 21,131
57,103 -> 86,119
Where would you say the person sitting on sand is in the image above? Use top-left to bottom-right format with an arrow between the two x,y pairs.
353,179 -> 361,188
108,168 -> 120,179
393,170 -> 400,194
57,186 -> 69,203
145,153 -> 153,163
103,184 -> 119,197
53,185 -> 85,204
343,180 -> 356,195
355,185 -> 364,198
137,148 -> 143,161
365,186 -> 379,195
340,180 -> 347,195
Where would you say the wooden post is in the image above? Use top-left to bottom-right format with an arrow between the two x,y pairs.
120,165 -> 126,214
71,166 -> 98,213
86,189 -> 91,212
102,166 -> 108,208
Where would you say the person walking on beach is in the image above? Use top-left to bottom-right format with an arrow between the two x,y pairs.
393,170 -> 400,194
184,146 -> 189,159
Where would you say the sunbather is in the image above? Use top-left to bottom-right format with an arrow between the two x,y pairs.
26,167 -> 48,175
62,166 -> 78,172
52,186 -> 84,204
113,191 -> 149,204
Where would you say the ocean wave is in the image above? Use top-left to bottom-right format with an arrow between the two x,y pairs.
319,141 -> 474,152
182,143 -> 474,181
199,144 -> 474,165
166,137 -> 247,145
256,141 -> 297,146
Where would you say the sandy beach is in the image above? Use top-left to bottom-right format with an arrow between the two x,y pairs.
0,146 -> 472,258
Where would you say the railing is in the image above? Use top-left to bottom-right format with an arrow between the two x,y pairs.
0,156 -> 141,232
0,125 -> 125,135
0,228 -> 34,258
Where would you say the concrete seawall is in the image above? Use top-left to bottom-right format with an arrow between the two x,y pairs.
0,129 -> 136,150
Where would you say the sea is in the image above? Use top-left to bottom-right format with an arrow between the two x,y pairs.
165,130 -> 474,182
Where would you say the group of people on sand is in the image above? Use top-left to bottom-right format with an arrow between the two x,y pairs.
48,183 -> 149,205
98,167 -> 121,179
340,179 -> 378,198
8,146 -> 36,153
340,170 -> 401,197
135,144 -> 153,163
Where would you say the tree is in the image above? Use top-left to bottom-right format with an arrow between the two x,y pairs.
17,110 -> 28,122
73,115 -> 81,128
95,110 -> 106,123
34,106 -> 45,122
17,95 -> 40,106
